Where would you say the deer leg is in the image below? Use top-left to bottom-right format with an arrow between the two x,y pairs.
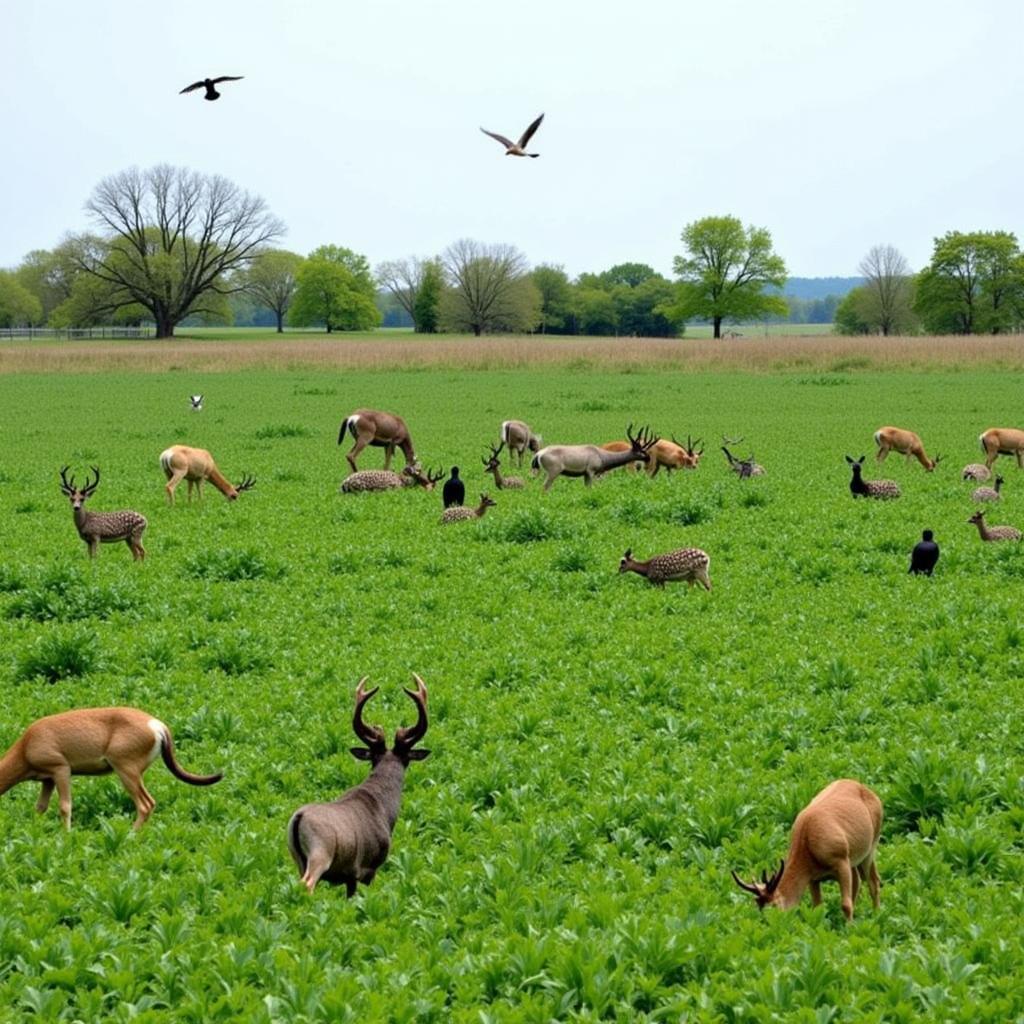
543,470 -> 559,492
165,469 -> 186,504
113,765 -> 155,830
875,445 -> 888,463
300,846 -> 333,894
850,867 -> 861,905
36,779 -> 55,814
52,767 -> 73,830
809,880 -> 822,907
699,569 -> 712,592
88,537 -> 99,559
347,436 -> 369,474
383,443 -> 395,471
834,859 -> 855,921
131,533 -> 146,561
865,858 -> 881,908
345,879 -> 357,899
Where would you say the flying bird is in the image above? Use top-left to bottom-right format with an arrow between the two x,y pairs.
480,113 -> 544,157
189,394 -> 203,412
909,529 -> 939,576
179,76 -> 244,101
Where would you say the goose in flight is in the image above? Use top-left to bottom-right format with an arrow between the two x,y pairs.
480,113 -> 544,157
180,76 -> 244,101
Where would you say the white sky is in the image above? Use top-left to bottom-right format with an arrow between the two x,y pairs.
2,0 -> 1022,278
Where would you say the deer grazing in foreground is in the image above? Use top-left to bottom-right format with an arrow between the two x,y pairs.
441,493 -> 496,524
60,466 -> 147,561
968,510 -> 1022,542
339,409 -> 419,474
160,445 -> 255,504
721,437 -> 765,477
873,426 -> 942,471
288,676 -> 429,895
846,455 -> 900,499
962,463 -> 991,482
500,420 -> 542,467
483,442 -> 525,489
619,547 -> 711,590
972,476 -> 1003,502
979,428 -> 1024,470
532,424 -> 658,491
340,467 -> 444,493
601,434 -> 703,477
0,707 -> 222,830
732,779 -> 883,922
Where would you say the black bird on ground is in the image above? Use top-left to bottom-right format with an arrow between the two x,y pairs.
443,467 -> 465,508
909,530 -> 940,575
179,76 -> 244,101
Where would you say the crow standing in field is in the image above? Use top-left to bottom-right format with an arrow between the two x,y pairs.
443,467 -> 464,508
179,76 -> 244,101
909,530 -> 940,576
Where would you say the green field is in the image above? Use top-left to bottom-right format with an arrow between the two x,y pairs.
1,362 -> 1022,1021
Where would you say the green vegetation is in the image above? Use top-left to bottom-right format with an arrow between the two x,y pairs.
0,362 -> 1022,1019
289,245 -> 381,333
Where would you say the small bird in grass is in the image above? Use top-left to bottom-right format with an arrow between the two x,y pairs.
443,466 -> 465,508
909,530 -> 940,576
179,76 -> 244,101
189,394 -> 203,412
480,114 -> 544,157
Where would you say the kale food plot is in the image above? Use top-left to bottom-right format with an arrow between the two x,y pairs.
0,366 -> 1022,1020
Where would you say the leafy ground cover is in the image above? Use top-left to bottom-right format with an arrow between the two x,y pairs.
0,364 -> 1022,1021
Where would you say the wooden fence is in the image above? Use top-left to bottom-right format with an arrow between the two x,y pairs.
0,326 -> 155,341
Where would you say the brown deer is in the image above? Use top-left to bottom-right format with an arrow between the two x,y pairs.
441,493 -> 496,524
160,445 -> 255,504
59,466 -> 147,560
619,547 -> 711,590
339,409 -> 418,474
532,424 -> 659,491
601,434 -> 702,477
340,467 -> 444,493
732,779 -> 883,922
0,707 -> 222,830
873,427 -> 942,471
500,420 -> 543,467
968,510 -> 1022,542
287,676 -> 429,895
483,442 -> 525,489
979,428 -> 1024,470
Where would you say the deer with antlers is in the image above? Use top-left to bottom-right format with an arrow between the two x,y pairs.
483,442 -> 525,490
979,428 -> 1024,470
532,424 -> 658,491
339,409 -> 419,474
59,466 -> 147,560
287,676 -> 430,895
341,466 -> 444,493
732,779 -> 883,922
159,445 -> 255,504
601,434 -> 703,477
721,437 -> 765,477
873,426 -> 942,471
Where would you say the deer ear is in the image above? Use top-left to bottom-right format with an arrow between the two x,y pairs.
845,455 -> 854,464
406,748 -> 430,760
350,747 -> 373,761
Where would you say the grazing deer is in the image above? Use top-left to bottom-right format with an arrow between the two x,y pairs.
732,779 -> 883,922
500,420 -> 542,467
873,427 -> 942,471
972,476 -> 1003,502
160,445 -> 255,504
979,428 -> 1024,470
846,455 -> 900,499
441,493 -> 496,524
968,509 -> 1022,542
339,409 -> 418,474
619,547 -> 711,590
59,466 -> 147,561
340,467 -> 444,493
532,424 -> 658,491
483,442 -> 525,489
721,437 -> 765,477
962,463 -> 991,482
0,707 -> 222,830
287,676 -> 429,895
189,394 -> 203,412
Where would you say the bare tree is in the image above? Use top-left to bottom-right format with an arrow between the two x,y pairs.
376,257 -> 431,324
440,239 -> 537,336
241,249 -> 302,333
77,165 -> 284,338
858,244 -> 913,336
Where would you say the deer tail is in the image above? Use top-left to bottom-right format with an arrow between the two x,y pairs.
288,811 -> 307,872
159,729 -> 223,786
339,415 -> 358,445
873,430 -> 883,448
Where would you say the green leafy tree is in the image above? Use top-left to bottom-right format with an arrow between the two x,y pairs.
668,216 -> 788,338
289,248 -> 381,333
0,271 -> 43,327
439,239 -> 538,335
412,259 -> 443,333
833,288 -> 874,335
241,249 -> 302,332
574,287 -> 619,336
531,264 -> 573,333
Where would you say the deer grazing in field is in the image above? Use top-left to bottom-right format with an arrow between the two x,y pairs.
619,547 -> 711,590
441,493 -> 496,524
968,509 -> 1022,542
160,445 -> 255,504
972,476 -> 1003,502
979,428 -> 1024,470
873,426 -> 942,471
846,455 -> 900,499
732,779 -> 883,922
601,434 -> 703,477
60,466 -> 147,561
500,420 -> 542,467
721,437 -> 765,477
287,676 -> 429,895
340,467 -> 444,494
339,409 -> 419,474
483,442 -> 525,489
0,707 -> 222,830
532,424 -> 658,491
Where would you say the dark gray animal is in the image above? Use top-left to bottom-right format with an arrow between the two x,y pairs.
287,677 -> 430,895
179,76 -> 244,101
846,455 -> 900,499
909,530 -> 939,575
443,466 -> 465,508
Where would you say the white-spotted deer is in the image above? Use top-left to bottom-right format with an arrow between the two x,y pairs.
483,442 -> 525,489
60,466 -> 147,560
873,427 -> 942,471
846,455 -> 900,499
341,467 -> 444,493
339,409 -> 418,474
160,445 -> 255,504
979,428 -> 1024,470
619,547 -> 711,590
441,493 -> 496,524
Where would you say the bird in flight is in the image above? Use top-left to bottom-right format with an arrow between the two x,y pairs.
189,394 -> 203,412
480,114 -> 544,157
179,76 -> 244,101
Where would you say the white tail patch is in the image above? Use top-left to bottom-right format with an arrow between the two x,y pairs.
159,449 -> 176,473
501,421 -> 511,444
146,718 -> 166,766
873,431 -> 883,448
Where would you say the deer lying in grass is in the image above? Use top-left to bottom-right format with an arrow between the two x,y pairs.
979,427 -> 1024,470
288,676 -> 429,895
968,509 -> 1022,541
160,445 -> 256,504
846,455 -> 900,499
340,409 -> 419,474
60,466 -> 147,561
441,493 -> 496,524
532,424 -> 658,491
874,426 -> 942,471
619,547 -> 711,590
732,779 -> 883,922
721,437 -> 765,477
962,463 -> 991,482
483,442 -> 525,489
340,467 -> 444,493
972,476 -> 1003,502
500,420 -> 542,467
0,707 -> 222,830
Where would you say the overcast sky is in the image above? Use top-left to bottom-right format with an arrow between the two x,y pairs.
2,0 -> 1022,278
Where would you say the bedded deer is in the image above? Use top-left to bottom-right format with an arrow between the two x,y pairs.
732,779 -> 883,922
962,463 -> 992,482
968,509 -> 1022,542
979,428 -> 1024,470
159,445 -> 255,504
532,424 -> 658,491
0,707 -> 222,830
873,427 -> 942,471
60,466 -> 147,561
441,493 -> 496,524
483,442 -> 525,489
846,455 -> 900,499
500,420 -> 542,467
287,676 -> 429,895
340,467 -> 444,493
339,409 -> 418,474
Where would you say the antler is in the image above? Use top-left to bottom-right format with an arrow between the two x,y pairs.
722,435 -> 744,447
59,465 -> 75,494
427,466 -> 445,484
234,474 -> 257,493
731,870 -> 762,895
352,677 -> 386,749
626,423 -> 659,451
932,453 -> 944,466
83,466 -> 100,495
394,673 -> 429,750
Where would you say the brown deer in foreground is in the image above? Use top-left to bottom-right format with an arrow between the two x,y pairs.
339,409 -> 419,474
483,442 -> 525,489
873,426 -> 942,471
287,676 -> 429,895
160,445 -> 256,504
979,427 -> 1024,470
441,493 -> 496,524
732,779 -> 883,922
0,707 -> 222,830
60,466 -> 147,560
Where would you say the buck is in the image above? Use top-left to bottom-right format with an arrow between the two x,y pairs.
441,493 -> 496,524
601,434 -> 703,477
160,445 -> 256,504
846,455 -> 900,499
483,442 -> 525,489
873,426 -> 942,471
732,779 -> 883,922
979,428 -> 1024,470
341,467 -> 444,493
968,510 -> 1022,542
500,420 -> 542,467
0,707 -> 222,830
288,676 -> 429,895
619,547 -> 711,590
972,476 -> 1003,502
962,463 -> 991,482
721,437 -> 765,477
59,466 -> 147,561
532,424 -> 658,491
339,409 -> 419,474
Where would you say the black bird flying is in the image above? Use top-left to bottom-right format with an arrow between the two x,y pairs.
909,530 -> 939,576
179,76 -> 244,101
